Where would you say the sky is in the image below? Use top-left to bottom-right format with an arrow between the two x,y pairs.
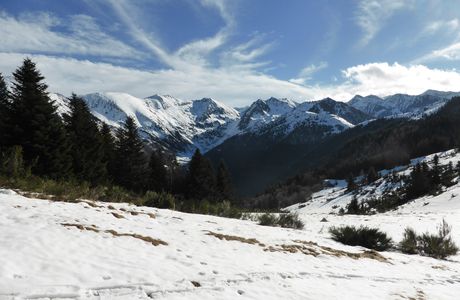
1,0 -> 460,106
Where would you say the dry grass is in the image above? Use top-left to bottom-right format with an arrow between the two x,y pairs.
80,201 -> 104,208
61,223 -> 167,246
61,223 -> 100,233
264,239 -> 388,262
111,212 -> 124,219
206,231 -> 264,246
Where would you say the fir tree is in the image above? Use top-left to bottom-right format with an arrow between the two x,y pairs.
148,150 -> 168,192
113,116 -> 147,191
187,149 -> 215,201
0,73 -> 10,149
346,174 -> 358,192
64,94 -> 106,184
366,166 -> 378,183
100,123 -> 116,182
9,58 -> 71,178
216,160 -> 233,201
431,154 -> 441,185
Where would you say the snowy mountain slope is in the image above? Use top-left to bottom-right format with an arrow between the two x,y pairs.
237,97 -> 297,131
349,90 -> 460,119
286,149 -> 460,215
1,182 -> 460,299
76,92 -> 240,156
50,90 -> 460,159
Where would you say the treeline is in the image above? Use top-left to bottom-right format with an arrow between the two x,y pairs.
0,59 -> 235,214
344,154 -> 460,214
253,97 -> 460,209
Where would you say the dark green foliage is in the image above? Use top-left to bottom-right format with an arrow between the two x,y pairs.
258,213 -> 279,226
100,123 -> 116,181
64,94 -> 107,185
346,195 -> 362,214
148,150 -> 168,192
143,190 -> 175,209
187,149 -> 215,201
113,116 -> 147,191
366,166 -> 378,183
0,146 -> 28,178
258,212 -> 304,229
329,225 -> 393,251
346,174 -> 358,192
400,221 -> 458,259
8,58 -> 71,178
277,212 -> 304,229
399,227 -> 418,254
417,220 -> 458,259
0,73 -> 10,149
216,160 -> 233,201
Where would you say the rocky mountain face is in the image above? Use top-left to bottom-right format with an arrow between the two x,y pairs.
348,90 -> 460,119
51,89 -> 460,195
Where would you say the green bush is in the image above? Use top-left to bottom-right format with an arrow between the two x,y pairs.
258,213 -> 279,226
258,212 -> 305,229
278,212 -> 304,229
401,220 -> 458,259
329,225 -> 393,251
143,191 -> 176,209
399,227 -> 418,254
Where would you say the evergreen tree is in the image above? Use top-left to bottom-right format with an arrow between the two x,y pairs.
346,195 -> 361,214
216,160 -> 233,201
187,149 -> 215,200
148,150 -> 168,192
100,123 -> 116,182
0,73 -> 10,150
113,116 -> 147,191
430,155 -> 441,185
366,166 -> 378,183
346,174 -> 358,192
406,163 -> 431,199
64,94 -> 106,184
9,58 -> 71,178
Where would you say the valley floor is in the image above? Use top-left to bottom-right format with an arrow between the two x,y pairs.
1,188 -> 460,299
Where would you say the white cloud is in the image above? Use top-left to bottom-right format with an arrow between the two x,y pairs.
416,41 -> 460,62
2,54 -> 459,106
422,19 -> 459,36
0,11 -> 140,58
289,62 -> 328,85
355,0 -> 414,47
337,62 -> 460,98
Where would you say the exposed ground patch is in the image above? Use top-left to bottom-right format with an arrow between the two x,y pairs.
61,223 -> 167,246
263,239 -> 388,262
206,231 -> 264,246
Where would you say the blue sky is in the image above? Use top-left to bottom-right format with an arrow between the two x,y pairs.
1,0 -> 460,106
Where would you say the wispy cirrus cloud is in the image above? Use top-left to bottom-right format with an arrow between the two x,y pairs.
0,11 -> 141,58
355,0 -> 415,47
289,62 -> 328,85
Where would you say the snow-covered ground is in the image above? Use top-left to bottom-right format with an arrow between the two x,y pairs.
1,181 -> 460,299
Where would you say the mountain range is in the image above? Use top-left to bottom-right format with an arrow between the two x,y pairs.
51,89 -> 460,194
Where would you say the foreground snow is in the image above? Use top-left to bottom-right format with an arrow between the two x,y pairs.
1,189 -> 460,299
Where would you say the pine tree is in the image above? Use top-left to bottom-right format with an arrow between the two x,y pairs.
113,116 -> 147,191
366,166 -> 378,183
216,160 -> 232,201
100,123 -> 116,182
64,94 -> 106,184
431,155 -> 441,185
187,149 -> 215,200
0,73 -> 10,150
148,150 -> 168,192
9,58 -> 71,178
346,174 -> 357,192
